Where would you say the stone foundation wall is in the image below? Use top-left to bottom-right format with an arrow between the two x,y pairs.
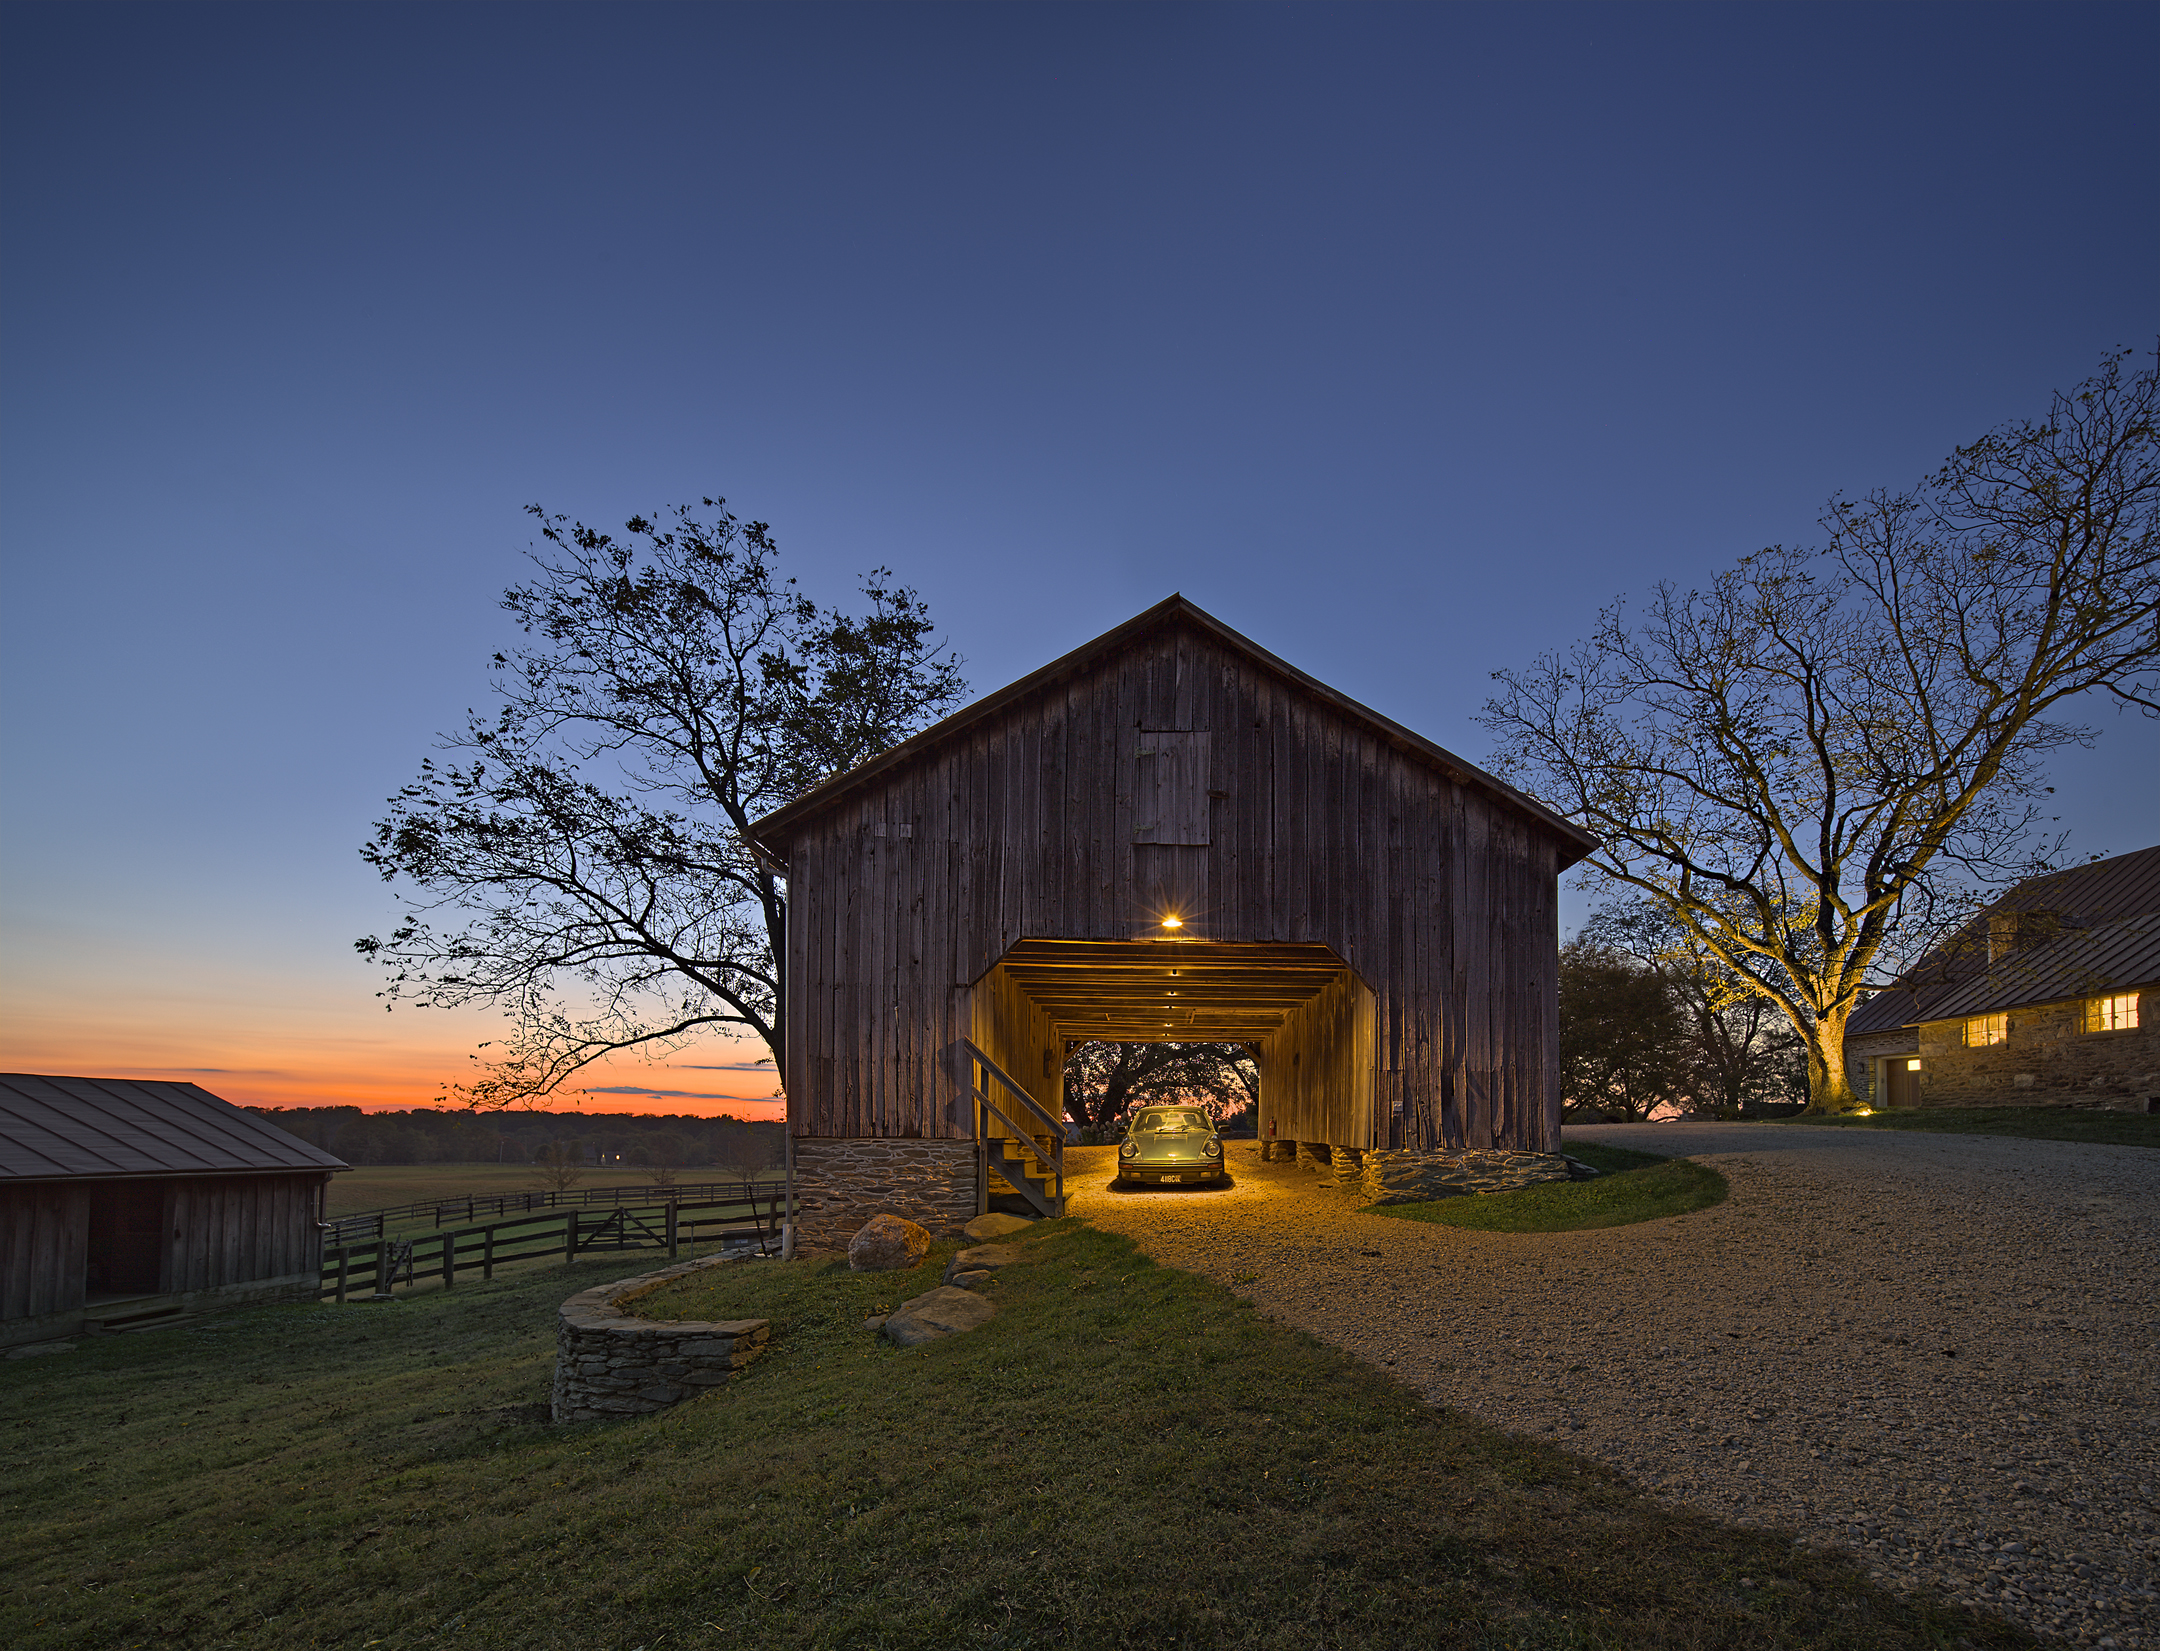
552,1254 -> 770,1423
791,1137 -> 977,1253
1911,992 -> 2158,1110
1294,1140 -> 1331,1170
1360,1148 -> 1572,1205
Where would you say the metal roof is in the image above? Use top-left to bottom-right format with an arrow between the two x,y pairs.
0,1075 -> 348,1182
1846,844 -> 2160,1033
749,594 -> 1601,868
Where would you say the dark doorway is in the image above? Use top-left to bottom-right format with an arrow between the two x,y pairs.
86,1182 -> 165,1295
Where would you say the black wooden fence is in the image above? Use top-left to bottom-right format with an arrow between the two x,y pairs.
319,1186 -> 792,1303
322,1177 -> 783,1247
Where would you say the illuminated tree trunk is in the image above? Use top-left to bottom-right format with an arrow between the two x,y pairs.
1802,1005 -> 1857,1114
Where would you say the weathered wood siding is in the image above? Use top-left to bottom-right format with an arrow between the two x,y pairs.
1257,968 -> 1377,1148
968,961 -> 1062,1140
163,1173 -> 325,1293
0,1184 -> 90,1320
777,621 -> 1563,1152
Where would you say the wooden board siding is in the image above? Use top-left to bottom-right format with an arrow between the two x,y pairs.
774,619 -> 1565,1153
163,1173 -> 325,1294
1257,968 -> 1376,1149
0,1184 -> 89,1320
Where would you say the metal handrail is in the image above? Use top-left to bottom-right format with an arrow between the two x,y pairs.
962,1038 -> 1064,1216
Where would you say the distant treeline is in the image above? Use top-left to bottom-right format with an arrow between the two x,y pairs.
249,1107 -> 786,1169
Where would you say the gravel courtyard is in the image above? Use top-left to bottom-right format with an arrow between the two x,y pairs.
1066,1123 -> 2159,1649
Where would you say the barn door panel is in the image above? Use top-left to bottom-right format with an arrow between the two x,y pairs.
1133,731 -> 1211,845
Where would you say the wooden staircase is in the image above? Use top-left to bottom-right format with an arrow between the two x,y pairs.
964,1040 -> 1066,1218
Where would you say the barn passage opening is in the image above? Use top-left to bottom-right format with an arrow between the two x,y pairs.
971,938 -> 1378,1168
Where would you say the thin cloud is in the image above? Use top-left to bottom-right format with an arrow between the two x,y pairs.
582,1085 -> 775,1101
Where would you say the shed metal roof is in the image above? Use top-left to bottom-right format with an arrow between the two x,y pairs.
749,594 -> 1601,867
0,1075 -> 348,1182
1845,844 -> 2160,1034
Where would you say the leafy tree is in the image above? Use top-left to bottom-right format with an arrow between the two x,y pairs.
1579,897 -> 1806,1116
1483,349 -> 2159,1111
1557,939 -> 1692,1121
1062,1041 -> 1259,1138
358,499 -> 966,1107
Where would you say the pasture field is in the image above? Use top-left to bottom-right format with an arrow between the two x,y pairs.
324,1164 -> 781,1219
1789,1106 -> 2160,1149
0,1220 -> 2034,1651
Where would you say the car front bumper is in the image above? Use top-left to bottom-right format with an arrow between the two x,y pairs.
1118,1161 -> 1225,1182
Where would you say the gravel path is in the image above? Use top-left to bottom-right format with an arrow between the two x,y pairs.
1066,1123 -> 2160,1649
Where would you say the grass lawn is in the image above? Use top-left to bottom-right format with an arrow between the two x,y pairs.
1365,1142 -> 1729,1234
0,1220 -> 2032,1651
325,1164 -> 782,1219
1785,1106 -> 2160,1149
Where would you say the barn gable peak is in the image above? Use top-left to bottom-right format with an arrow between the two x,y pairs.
750,593 -> 1596,865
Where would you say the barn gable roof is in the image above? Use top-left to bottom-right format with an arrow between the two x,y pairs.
750,594 -> 1598,866
1846,844 -> 2160,1034
0,1074 -> 348,1182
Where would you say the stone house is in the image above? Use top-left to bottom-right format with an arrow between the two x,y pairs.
1844,845 -> 2160,1112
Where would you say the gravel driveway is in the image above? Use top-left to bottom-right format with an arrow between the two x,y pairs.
1066,1123 -> 2159,1649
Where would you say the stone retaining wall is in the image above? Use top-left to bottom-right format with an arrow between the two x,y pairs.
791,1137 -> 977,1253
552,1254 -> 770,1423
1360,1148 -> 1572,1204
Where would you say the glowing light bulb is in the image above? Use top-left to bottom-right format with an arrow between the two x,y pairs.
1162,914 -> 1183,929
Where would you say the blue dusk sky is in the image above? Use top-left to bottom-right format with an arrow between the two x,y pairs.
1,2 -> 2154,1114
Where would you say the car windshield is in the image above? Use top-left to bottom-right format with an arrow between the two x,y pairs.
1133,1108 -> 1211,1134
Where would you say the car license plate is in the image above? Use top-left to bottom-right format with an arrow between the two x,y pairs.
1161,1174 -> 1181,1183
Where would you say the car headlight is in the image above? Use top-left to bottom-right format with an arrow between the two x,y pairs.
1203,1138 -> 1221,1156
1119,1139 -> 1138,1158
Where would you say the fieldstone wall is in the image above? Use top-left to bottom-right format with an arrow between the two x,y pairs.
1910,992 -> 2158,1111
1360,1148 -> 1573,1205
552,1254 -> 770,1423
791,1137 -> 977,1253
1294,1140 -> 1331,1170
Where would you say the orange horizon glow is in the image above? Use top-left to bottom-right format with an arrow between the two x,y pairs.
0,960 -> 785,1119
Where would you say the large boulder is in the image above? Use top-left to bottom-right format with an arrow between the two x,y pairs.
882,1285 -> 996,1347
847,1213 -> 932,1272
962,1212 -> 1034,1241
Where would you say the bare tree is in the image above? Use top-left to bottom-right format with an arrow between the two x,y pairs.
532,1140 -> 586,1193
1483,348 -> 2159,1110
1062,1041 -> 1259,1137
358,499 -> 966,1106
1579,897 -> 1806,1116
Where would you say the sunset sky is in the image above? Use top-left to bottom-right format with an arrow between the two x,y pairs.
2,2 -> 2154,1118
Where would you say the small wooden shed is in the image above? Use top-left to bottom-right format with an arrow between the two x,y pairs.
0,1074 -> 346,1347
748,596 -> 1596,1246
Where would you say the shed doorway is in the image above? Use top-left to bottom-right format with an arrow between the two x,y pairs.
85,1182 -> 165,1296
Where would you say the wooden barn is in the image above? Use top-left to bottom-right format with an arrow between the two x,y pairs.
748,596 -> 1597,1247
0,1074 -> 346,1348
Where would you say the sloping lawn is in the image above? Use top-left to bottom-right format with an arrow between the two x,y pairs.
1787,1107 -> 2160,1149
1365,1141 -> 1729,1233
0,1220 -> 2031,1650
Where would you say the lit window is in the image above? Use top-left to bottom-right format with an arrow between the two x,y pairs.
2083,993 -> 2140,1033
1905,1059 -> 1921,1071
1963,1013 -> 2007,1047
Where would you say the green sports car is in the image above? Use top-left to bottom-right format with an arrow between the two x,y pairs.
1114,1105 -> 1226,1185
